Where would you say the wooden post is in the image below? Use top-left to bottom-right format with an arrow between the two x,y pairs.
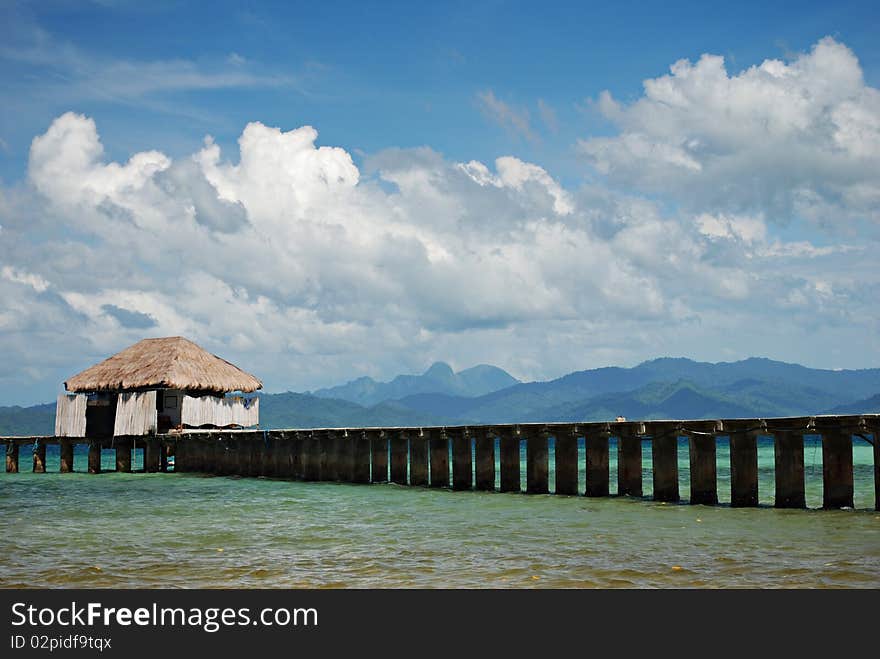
32,440 -> 47,474
651,428 -> 679,502
554,426 -> 578,495
160,442 -> 169,473
250,434 -> 265,477
144,437 -> 161,474
338,433 -> 355,482
688,434 -> 717,505
5,441 -> 19,473
272,432 -> 290,478
115,437 -> 132,473
304,434 -> 322,481
370,431 -> 388,483
526,428 -> 549,494
429,429 -> 449,488
499,429 -> 520,493
59,439 -> 74,473
585,430 -> 610,497
88,440 -> 102,474
390,431 -> 409,485
821,430 -> 854,509
874,427 -> 880,512
239,435 -> 253,476
730,430 -> 758,507
204,437 -> 217,473
773,430 -> 805,509
353,431 -> 371,484
291,433 -> 305,480
617,431 -> 642,497
409,432 -> 429,486
451,429 -> 472,491
320,432 -> 338,482
474,428 -> 495,491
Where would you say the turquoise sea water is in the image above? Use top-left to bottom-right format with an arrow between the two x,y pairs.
1,439 -> 878,588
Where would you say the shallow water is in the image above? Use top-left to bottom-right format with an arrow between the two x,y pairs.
1,440 -> 878,588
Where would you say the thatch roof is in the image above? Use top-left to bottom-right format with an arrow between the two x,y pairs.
65,337 -> 262,394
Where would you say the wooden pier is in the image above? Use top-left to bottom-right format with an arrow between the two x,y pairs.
3,414 -> 879,511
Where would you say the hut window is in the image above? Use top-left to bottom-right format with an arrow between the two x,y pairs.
165,395 -> 178,409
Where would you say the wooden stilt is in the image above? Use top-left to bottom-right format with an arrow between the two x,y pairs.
730,430 -> 758,507
474,428 -> 495,491
291,433 -> 305,480
822,430 -> 854,509
88,440 -> 102,474
554,426 -> 578,495
390,431 -> 409,485
526,428 -> 549,494
874,428 -> 880,512
6,441 -> 19,473
115,437 -> 132,473
370,431 -> 388,483
145,438 -> 162,473
688,434 -> 717,505
585,431 -> 610,497
499,430 -> 520,493
320,432 -> 338,482
773,430 -> 805,509
617,432 -> 642,497
353,431 -> 371,484
250,434 -> 265,477
409,432 -> 429,487
651,429 -> 679,502
59,439 -> 74,473
429,429 -> 449,488
451,429 -> 472,491
32,440 -> 47,473
304,434 -> 321,481
338,433 -> 355,482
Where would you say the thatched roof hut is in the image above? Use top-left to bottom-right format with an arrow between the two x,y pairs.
65,336 -> 262,394
57,337 -> 262,437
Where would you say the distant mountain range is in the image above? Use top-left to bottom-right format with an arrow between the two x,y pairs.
2,357 -> 879,435
310,361 -> 519,406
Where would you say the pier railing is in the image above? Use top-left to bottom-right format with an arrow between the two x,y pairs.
3,414 -> 879,511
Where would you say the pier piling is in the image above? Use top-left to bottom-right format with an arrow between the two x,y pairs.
429,429 -> 449,488
688,434 -> 717,505
651,428 -> 680,503
451,429 -> 473,491
409,431 -> 429,487
390,431 -> 409,485
353,431 -> 371,484
474,428 -> 495,491
772,430 -> 805,509
499,429 -> 520,493
821,429 -> 854,509
115,438 -> 132,473
370,431 -> 388,483
617,429 -> 642,497
5,441 -> 18,473
32,440 -> 47,473
88,441 -> 102,474
585,429 -> 610,497
144,438 -> 162,473
526,428 -> 549,494
554,426 -> 578,495
729,429 -> 759,507
59,439 -> 73,473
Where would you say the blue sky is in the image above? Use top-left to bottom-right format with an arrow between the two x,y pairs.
1,1 -> 879,404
